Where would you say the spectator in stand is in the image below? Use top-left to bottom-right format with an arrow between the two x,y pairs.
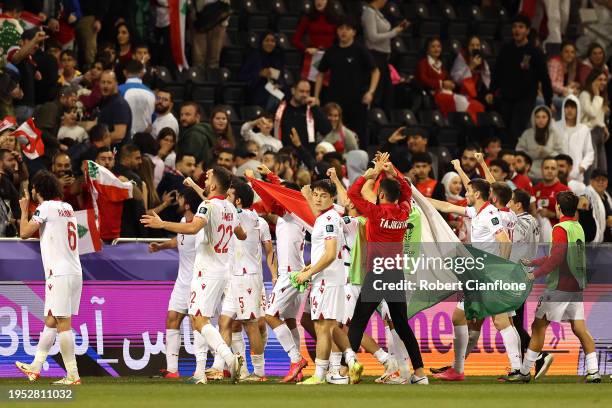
408,153 -> 445,200
113,144 -> 146,238
156,127 -> 177,168
483,136 -> 502,165
0,67 -> 22,118
71,123 -> 111,172
76,2 -> 107,66
133,132 -> 164,188
115,22 -> 134,66
216,148 -> 234,172
7,28 -> 46,123
514,151 -> 533,186
274,80 -> 331,153
579,68 -> 610,173
314,19 -> 379,148
361,0 -> 408,116
189,0 -> 229,70
241,113 -> 283,153
176,102 -> 215,166
555,154 -> 587,194
450,35 -> 492,108
459,144 -> 483,181
58,107 -> 87,146
538,0 -> 570,47
321,102 -> 359,154
58,49 -> 80,85
291,0 -> 338,82
0,0 -> 25,61
486,14 -> 553,147
588,169 -> 612,242
315,141 -> 335,162
546,41 -> 581,115
440,171 -> 468,241
97,70 -> 132,148
555,95 -> 594,183
498,149 -> 533,193
516,106 -> 563,180
532,157 -> 570,226
152,0 -> 173,69
578,43 -> 609,87
488,159 -> 513,184
239,32 -> 285,111
208,106 -> 236,150
50,152 -> 80,210
157,153 -> 197,223
0,148 -> 22,236
416,38 -> 484,124
138,156 -> 175,222
133,44 -> 155,87
119,60 -> 155,135
380,126 -> 441,178
78,58 -> 105,115
151,90 -> 179,138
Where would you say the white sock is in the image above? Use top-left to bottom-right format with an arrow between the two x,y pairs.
31,326 -> 57,373
464,330 -> 481,359
585,352 -> 598,374
390,329 -> 411,378
193,330 -> 208,377
212,353 -> 225,371
385,326 -> 393,349
373,348 -> 389,365
290,328 -> 301,350
252,353 -> 265,377
201,324 -> 235,370
520,348 -> 539,375
165,329 -> 180,373
452,325 -> 468,373
231,332 -> 246,358
314,358 -> 328,379
273,324 -> 301,363
500,326 -> 522,370
58,330 -> 79,379
329,351 -> 342,371
343,348 -> 356,368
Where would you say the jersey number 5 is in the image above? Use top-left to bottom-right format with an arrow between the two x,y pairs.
214,224 -> 233,253
67,221 -> 77,251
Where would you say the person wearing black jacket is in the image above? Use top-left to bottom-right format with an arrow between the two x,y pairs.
486,14 -> 553,148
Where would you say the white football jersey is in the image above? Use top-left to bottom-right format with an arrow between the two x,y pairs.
510,212 -> 541,262
32,200 -> 82,279
275,213 -> 305,275
193,197 -> 239,279
234,209 -> 271,276
498,208 -> 517,242
465,202 -> 505,257
176,217 -> 197,287
310,208 -> 345,286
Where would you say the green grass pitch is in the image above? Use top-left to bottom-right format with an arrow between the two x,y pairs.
1,376 -> 611,408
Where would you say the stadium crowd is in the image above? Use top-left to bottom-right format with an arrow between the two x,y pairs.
0,0 -> 611,243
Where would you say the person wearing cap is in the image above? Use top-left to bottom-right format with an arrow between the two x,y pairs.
486,14 -> 554,147
588,169 -> 612,242
234,146 -> 262,178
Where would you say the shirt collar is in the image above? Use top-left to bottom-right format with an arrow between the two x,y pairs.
559,215 -> 577,223
476,201 -> 491,215
499,207 -> 510,212
209,195 -> 225,201
126,77 -> 142,84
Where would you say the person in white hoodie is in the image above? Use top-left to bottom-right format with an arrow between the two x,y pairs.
516,105 -> 564,180
554,95 -> 594,183
579,68 -> 610,172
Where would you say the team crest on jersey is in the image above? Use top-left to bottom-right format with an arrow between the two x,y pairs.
34,210 -> 40,217
343,216 -> 350,224
198,207 -> 207,214
491,217 -> 499,225
326,225 -> 334,232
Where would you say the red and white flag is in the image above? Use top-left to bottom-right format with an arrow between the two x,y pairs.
169,0 -> 189,71
74,209 -> 102,254
85,160 -> 133,203
13,118 -> 44,160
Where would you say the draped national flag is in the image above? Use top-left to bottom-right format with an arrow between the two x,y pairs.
85,160 -> 133,202
168,0 -> 189,71
74,209 -> 102,254
13,118 -> 44,160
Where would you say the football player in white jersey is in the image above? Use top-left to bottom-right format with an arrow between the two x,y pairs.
219,181 -> 275,381
16,171 -> 83,385
429,174 -> 521,382
148,188 -> 202,379
141,166 -> 246,384
295,180 -> 361,385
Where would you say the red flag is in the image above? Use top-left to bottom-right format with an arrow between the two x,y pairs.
249,177 -> 316,229
13,118 -> 44,160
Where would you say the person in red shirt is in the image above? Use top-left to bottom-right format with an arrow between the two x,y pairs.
497,149 -> 533,193
346,154 -> 427,384
408,152 -> 444,199
512,151 -> 534,193
532,157 -> 570,225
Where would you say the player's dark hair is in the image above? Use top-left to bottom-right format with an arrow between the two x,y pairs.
52,151 -> 70,165
211,165 -> 232,193
555,153 -> 573,166
95,146 -> 112,157
411,152 -> 432,165
311,179 -> 337,197
232,181 -> 254,208
124,59 -> 144,76
499,148 -> 516,158
556,191 -> 579,217
281,181 -> 300,191
89,123 -> 109,143
512,189 -> 531,212
490,159 -> 510,176
60,49 -> 77,60
491,181 -> 513,206
180,188 -> 203,214
461,143 -> 482,156
32,170 -> 63,201
181,101 -> 202,116
120,143 -> 140,157
379,178 -> 401,202
176,153 -> 195,164
515,150 -> 533,166
468,178 -> 491,201
484,136 -> 502,147
157,127 -> 177,143
276,153 -> 291,165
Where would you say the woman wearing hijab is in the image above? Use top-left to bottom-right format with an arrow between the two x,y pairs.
440,171 -> 469,241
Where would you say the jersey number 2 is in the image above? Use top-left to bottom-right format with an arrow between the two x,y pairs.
214,224 -> 233,253
67,222 -> 77,251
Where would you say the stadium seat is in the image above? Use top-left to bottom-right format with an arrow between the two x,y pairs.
284,50 -> 303,69
206,67 -> 231,84
182,66 -> 207,84
221,104 -> 240,122
419,110 -> 447,128
259,0 -> 288,14
395,54 -> 420,75
240,105 -> 265,121
242,0 -> 259,13
445,38 -> 463,55
369,108 -> 389,126
221,85 -> 246,105
247,14 -> 270,31
287,0 -> 311,14
276,32 -> 293,50
448,112 -> 474,128
282,69 -> 295,87
277,15 -> 300,33
191,85 -> 216,105
156,66 -> 186,103
384,1 -> 403,19
391,109 -> 419,126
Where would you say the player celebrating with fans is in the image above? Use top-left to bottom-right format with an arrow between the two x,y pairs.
141,166 -> 246,384
16,171 -> 83,385
148,188 -> 203,379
